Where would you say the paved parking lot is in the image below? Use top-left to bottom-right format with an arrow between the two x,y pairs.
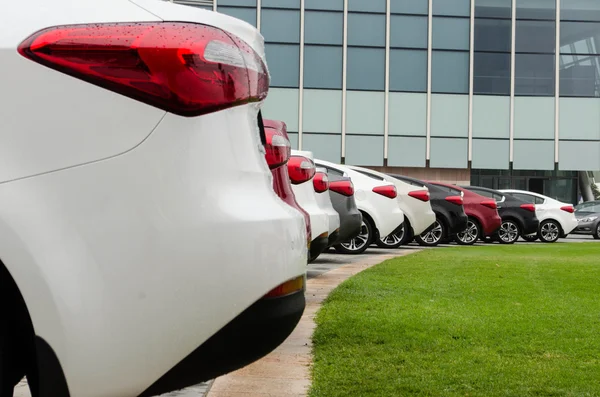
13,235 -> 597,397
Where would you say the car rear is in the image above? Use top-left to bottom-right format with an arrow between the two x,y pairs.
289,151 -> 329,261
2,2 -> 307,396
327,174 -> 362,245
314,167 -> 341,247
264,119 -> 311,251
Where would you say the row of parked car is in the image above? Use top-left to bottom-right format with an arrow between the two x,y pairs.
267,118 -> 584,261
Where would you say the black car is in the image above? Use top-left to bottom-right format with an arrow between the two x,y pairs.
388,174 -> 468,246
573,200 -> 600,239
460,186 -> 539,244
324,171 -> 363,253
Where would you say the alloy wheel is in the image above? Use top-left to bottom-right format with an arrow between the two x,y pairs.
456,220 -> 478,245
378,224 -> 405,248
539,220 -> 560,243
595,224 -> 600,240
498,220 -> 519,244
341,221 -> 370,252
420,221 -> 443,244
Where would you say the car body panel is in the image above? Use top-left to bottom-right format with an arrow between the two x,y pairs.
388,174 -> 468,236
461,186 -> 539,236
347,166 -> 435,236
314,160 -> 404,238
290,150 -> 329,244
327,174 -> 362,244
2,1 -> 307,395
500,189 -> 578,235
431,182 -> 502,236
573,201 -> 600,236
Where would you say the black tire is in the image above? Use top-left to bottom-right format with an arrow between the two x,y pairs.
334,217 -> 374,254
415,218 -> 445,247
0,278 -> 27,397
521,234 -> 538,242
538,219 -> 561,243
496,219 -> 520,244
376,222 -> 411,249
454,218 -> 480,246
594,224 -> 600,240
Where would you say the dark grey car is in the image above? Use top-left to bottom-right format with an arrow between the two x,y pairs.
325,172 -> 363,253
573,200 -> 600,239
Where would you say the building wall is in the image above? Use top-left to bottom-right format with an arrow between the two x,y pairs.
181,0 -> 600,174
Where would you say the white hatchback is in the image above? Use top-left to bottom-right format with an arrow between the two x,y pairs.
346,165 -> 436,248
500,190 -> 578,243
315,160 -> 405,254
0,1 -> 307,396
289,150 -> 331,261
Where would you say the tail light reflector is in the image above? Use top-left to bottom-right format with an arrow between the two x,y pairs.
481,200 -> 498,209
373,185 -> 397,199
329,180 -> 354,197
264,128 -> 291,169
264,276 -> 305,298
18,22 -> 269,116
520,203 -> 536,212
313,172 -> 329,193
445,195 -> 463,206
288,156 -> 315,184
561,205 -> 575,213
408,190 -> 430,202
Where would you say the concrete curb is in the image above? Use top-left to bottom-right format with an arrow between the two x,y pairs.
207,249 -> 420,397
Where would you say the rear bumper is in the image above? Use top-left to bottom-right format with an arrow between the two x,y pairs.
522,218 -> 540,236
139,289 -> 306,397
483,216 -> 502,236
446,213 -> 468,236
327,229 -> 340,248
562,217 -> 579,235
571,221 -> 597,235
310,234 -> 329,261
336,209 -> 363,244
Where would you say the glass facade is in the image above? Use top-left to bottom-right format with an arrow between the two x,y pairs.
171,0 -> 600,177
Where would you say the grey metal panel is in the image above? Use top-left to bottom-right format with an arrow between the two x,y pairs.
303,89 -> 343,133
431,51 -> 470,93
262,88 -> 299,131
303,134 -> 342,162
217,6 -> 257,26
432,0 -> 471,16
348,0 -> 386,13
391,0 -> 428,15
345,135 -> 384,166
429,138 -> 468,168
305,11 -> 343,45
430,94 -> 469,137
432,17 -> 470,50
472,139 -> 510,169
389,93 -> 427,136
472,96 -> 510,138
387,136 -> 427,167
346,91 -> 385,135
304,46 -> 343,89
265,44 -> 300,87
261,9 -> 300,43
217,0 -> 255,5
305,0 -> 343,10
513,97 -> 555,139
348,13 -> 386,47
558,141 -> 600,171
559,98 -> 600,140
389,49 -> 427,92
347,47 -> 385,91
390,15 -> 428,49
513,140 -> 554,170
262,0 -> 300,8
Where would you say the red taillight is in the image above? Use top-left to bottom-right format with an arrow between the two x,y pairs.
313,172 -> 329,193
408,190 -> 430,202
561,205 -> 575,213
288,156 -> 316,184
445,195 -> 463,206
481,200 -> 498,209
18,23 -> 269,116
520,203 -> 536,212
373,185 -> 397,199
264,128 -> 291,169
329,180 -> 354,196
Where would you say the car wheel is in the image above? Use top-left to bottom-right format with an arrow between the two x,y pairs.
454,218 -> 480,246
415,219 -> 445,247
376,223 -> 408,249
334,218 -> 373,254
594,224 -> 600,240
497,219 -> 520,244
538,220 -> 561,243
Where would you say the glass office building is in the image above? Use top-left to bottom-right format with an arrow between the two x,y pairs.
175,0 -> 600,203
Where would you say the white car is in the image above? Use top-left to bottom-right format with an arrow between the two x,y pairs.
500,190 -> 578,243
1,1 -> 308,396
346,165 -> 436,248
315,167 -> 342,248
315,160 -> 405,254
289,150 -> 330,261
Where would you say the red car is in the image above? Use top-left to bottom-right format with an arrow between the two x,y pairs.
429,182 -> 502,245
263,118 -> 311,253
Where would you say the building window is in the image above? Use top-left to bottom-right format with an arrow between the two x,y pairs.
514,0 -> 556,96
560,19 -> 600,97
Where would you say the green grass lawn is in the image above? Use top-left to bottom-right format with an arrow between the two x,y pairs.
310,243 -> 600,397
